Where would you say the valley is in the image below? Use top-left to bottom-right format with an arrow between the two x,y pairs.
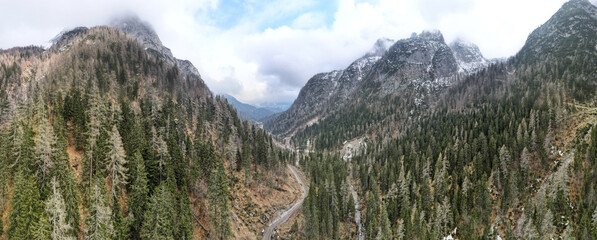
262,165 -> 307,240
0,0 -> 596,239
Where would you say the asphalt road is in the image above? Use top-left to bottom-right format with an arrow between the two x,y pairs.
262,165 -> 307,240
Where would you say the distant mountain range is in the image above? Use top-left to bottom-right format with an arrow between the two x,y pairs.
221,94 -> 290,122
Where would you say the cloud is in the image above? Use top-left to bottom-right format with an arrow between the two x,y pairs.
292,12 -> 327,29
0,0 -> 575,105
416,0 -> 475,23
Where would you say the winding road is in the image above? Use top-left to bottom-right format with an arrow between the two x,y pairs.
263,165 -> 307,240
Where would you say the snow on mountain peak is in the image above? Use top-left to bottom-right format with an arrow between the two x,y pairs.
110,14 -> 174,60
417,30 -> 445,42
110,14 -> 205,80
449,39 -> 489,73
364,38 -> 396,58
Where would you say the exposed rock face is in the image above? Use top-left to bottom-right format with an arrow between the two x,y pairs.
266,70 -> 342,135
363,38 -> 396,58
51,27 -> 89,48
266,31 -> 473,135
361,30 -> 459,96
110,14 -> 210,98
449,39 -> 489,73
110,15 -> 204,80
517,0 -> 597,63
264,38 -> 395,135
110,15 -> 174,61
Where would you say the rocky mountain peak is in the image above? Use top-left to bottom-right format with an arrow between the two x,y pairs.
517,0 -> 597,63
449,39 -> 489,73
364,38 -> 396,58
378,30 -> 458,82
110,15 -> 175,61
563,0 -> 596,11
414,30 -> 445,42
110,15 -> 204,80
51,27 -> 89,47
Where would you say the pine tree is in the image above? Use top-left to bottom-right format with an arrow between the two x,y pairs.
141,183 -> 174,240
155,130 -> 170,181
398,168 -> 410,219
53,114 -> 81,236
347,193 -> 355,222
199,140 -> 216,181
64,87 -> 87,150
32,213 -> 51,240
107,125 -> 128,201
85,178 -> 113,240
166,120 -> 186,185
85,81 -> 105,190
474,174 -> 491,224
507,172 -> 519,208
435,196 -> 451,236
520,147 -> 530,184
60,169 -> 81,236
208,163 -> 231,240
34,116 -> 56,189
129,151 -> 148,238
304,181 -> 319,240
499,145 -> 511,189
541,209 -> 554,238
234,149 -> 242,171
21,125 -> 36,175
544,125 -> 553,157
8,172 -> 44,240
8,121 -> 24,169
380,202 -> 392,240
45,178 -> 75,240
395,219 -> 404,240
6,121 -> 35,175
120,215 -> 135,240
176,186 -> 193,240
366,178 -> 380,240
112,197 -> 133,240
328,180 -> 340,239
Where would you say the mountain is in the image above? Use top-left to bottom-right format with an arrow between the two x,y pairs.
360,30 -> 459,96
515,0 -> 597,101
364,38 -> 396,58
449,39 -> 489,73
0,18 -> 295,240
260,102 -> 291,113
221,94 -> 278,121
109,15 -> 211,98
517,0 -> 597,64
2,1 -> 597,239
298,1 -> 597,240
265,31 -> 487,140
264,38 -> 396,135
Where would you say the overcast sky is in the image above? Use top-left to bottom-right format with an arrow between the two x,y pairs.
1,0 -> 595,105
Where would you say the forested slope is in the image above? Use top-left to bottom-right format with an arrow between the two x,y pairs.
0,26 -> 292,239
297,0 -> 597,239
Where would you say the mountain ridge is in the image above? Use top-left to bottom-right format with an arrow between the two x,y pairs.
0,18 -> 296,240
221,94 -> 280,122
267,0 -> 597,153
263,37 -> 398,135
265,30 -> 485,137
517,0 -> 597,64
